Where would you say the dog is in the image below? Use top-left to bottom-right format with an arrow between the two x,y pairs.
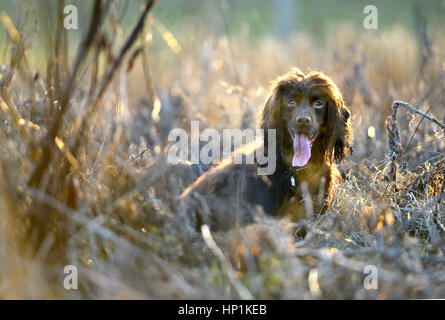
179,68 -> 352,233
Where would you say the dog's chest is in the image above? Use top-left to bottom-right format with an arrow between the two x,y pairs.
246,164 -> 330,221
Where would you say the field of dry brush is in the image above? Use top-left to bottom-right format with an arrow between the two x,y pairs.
0,0 -> 444,299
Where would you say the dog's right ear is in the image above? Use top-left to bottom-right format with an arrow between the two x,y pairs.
258,84 -> 283,159
259,85 -> 282,131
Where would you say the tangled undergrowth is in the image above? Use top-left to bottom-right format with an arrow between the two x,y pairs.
0,1 -> 444,299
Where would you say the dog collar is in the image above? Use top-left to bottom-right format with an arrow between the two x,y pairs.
283,169 -> 297,189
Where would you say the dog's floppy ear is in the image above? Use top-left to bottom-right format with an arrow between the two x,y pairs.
258,84 -> 283,157
326,94 -> 352,163
259,86 -> 282,131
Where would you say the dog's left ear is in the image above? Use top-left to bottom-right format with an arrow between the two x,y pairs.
341,106 -> 350,121
327,96 -> 353,163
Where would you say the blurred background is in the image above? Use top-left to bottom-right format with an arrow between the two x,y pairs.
3,0 -> 443,153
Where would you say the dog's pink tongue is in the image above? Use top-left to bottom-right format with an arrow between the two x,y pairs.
292,134 -> 311,167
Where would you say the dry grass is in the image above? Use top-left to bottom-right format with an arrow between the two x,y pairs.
0,1 -> 444,299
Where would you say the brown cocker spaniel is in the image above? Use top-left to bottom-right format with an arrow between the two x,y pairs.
179,68 -> 352,233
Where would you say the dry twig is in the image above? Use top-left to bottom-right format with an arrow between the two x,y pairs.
394,100 -> 445,130
201,225 -> 253,300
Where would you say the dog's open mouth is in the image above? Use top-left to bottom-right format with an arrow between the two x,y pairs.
288,129 -> 317,167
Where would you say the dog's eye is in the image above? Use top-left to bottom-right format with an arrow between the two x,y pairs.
313,99 -> 324,109
287,99 -> 296,106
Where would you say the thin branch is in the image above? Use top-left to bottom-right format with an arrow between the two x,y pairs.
407,87 -> 445,149
93,0 -> 156,105
201,225 -> 253,300
27,0 -> 105,188
65,0 -> 156,177
394,100 -> 445,130
386,102 -> 406,181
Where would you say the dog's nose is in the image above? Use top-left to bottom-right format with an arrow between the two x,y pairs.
296,115 -> 312,126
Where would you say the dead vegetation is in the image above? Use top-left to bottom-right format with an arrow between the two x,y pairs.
0,1 -> 444,299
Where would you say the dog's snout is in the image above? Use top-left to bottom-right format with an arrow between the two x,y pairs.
296,115 -> 312,126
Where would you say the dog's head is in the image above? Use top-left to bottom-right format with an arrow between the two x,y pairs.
259,68 -> 352,167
